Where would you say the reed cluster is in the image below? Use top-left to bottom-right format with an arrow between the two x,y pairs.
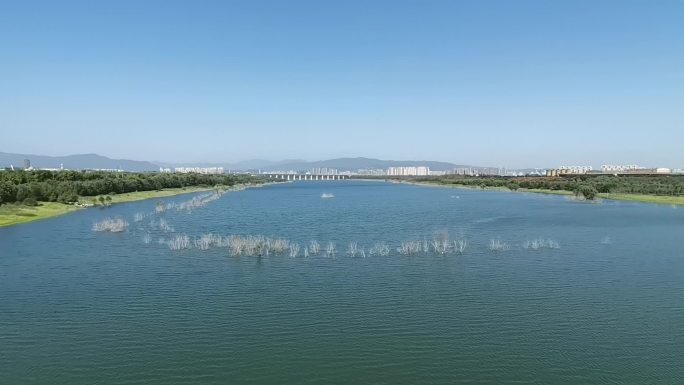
398,240 -> 422,255
289,243 -> 301,258
148,218 -> 175,233
127,225 -> 565,256
308,240 -> 321,255
155,202 -> 166,214
369,242 -> 390,256
347,242 -> 366,258
326,242 -> 336,257
92,217 -> 129,232
227,235 -> 293,257
523,238 -> 560,250
176,192 -> 222,212
453,239 -> 468,254
158,218 -> 174,233
194,233 -> 227,250
488,239 -> 510,251
396,236 -> 469,255
168,234 -> 191,250
431,238 -> 451,255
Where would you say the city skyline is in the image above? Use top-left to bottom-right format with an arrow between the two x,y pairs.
3,150 -> 680,175
2,1 -> 683,168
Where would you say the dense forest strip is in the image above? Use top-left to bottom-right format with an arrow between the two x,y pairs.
0,170 -> 268,205
363,174 -> 684,202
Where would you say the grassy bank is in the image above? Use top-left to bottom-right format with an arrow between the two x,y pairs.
596,193 -> 684,205
522,189 -> 684,204
399,180 -> 684,205
0,186 -> 223,227
0,202 -> 82,227
90,186 -> 216,205
522,189 -> 574,196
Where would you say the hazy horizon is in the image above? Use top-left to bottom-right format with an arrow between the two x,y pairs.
4,149 -> 681,170
2,1 -> 683,168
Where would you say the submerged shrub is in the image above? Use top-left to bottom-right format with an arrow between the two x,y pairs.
453,239 -> 468,254
488,239 -> 509,252
326,242 -> 336,257
308,240 -> 321,255
347,242 -> 360,257
574,185 -> 598,201
289,243 -> 300,258
92,217 -> 129,232
369,242 -> 390,256
168,234 -> 190,250
177,192 -> 222,212
523,238 -> 560,250
398,240 -> 421,255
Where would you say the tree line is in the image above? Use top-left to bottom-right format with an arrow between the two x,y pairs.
0,170 -> 264,205
400,174 -> 684,200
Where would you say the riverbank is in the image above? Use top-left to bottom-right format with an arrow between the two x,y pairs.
0,184 -> 258,227
0,202 -> 82,227
95,186 -> 216,205
392,180 -> 684,205
596,193 -> 684,205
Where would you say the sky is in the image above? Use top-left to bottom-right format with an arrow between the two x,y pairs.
1,0 -> 682,168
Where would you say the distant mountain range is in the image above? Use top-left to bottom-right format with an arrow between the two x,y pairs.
2,151 -> 488,172
0,152 -> 159,172
249,157 -> 475,172
160,157 -> 480,172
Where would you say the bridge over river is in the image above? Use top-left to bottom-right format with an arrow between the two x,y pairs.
263,174 -> 350,181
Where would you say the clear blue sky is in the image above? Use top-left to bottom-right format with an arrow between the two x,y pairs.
1,0 -> 682,168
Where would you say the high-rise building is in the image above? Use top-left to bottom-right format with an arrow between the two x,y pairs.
311,167 -> 338,175
558,166 -> 592,174
174,167 -> 225,174
386,166 -> 430,176
601,165 -> 644,173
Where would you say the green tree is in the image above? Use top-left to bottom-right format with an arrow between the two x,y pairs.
575,185 -> 598,200
23,197 -> 38,206
15,184 -> 31,202
0,182 -> 17,204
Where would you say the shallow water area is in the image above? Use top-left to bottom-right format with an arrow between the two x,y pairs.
2,181 -> 683,384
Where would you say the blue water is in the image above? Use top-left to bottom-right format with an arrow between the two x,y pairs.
1,181 -> 683,384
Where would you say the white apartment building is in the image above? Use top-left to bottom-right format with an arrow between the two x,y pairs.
601,165 -> 644,173
386,166 -> 430,176
174,167 -> 225,175
558,166 -> 593,174
310,167 -> 339,175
